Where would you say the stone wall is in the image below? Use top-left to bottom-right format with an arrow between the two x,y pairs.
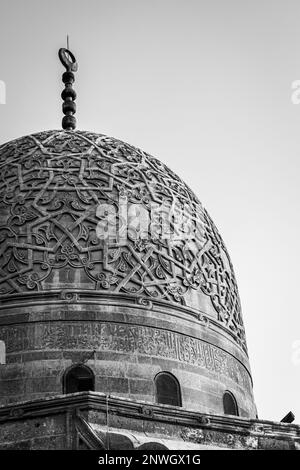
0,300 -> 256,417
0,393 -> 298,450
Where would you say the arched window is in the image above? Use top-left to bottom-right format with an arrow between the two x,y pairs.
63,364 -> 95,394
155,372 -> 182,407
223,391 -> 239,416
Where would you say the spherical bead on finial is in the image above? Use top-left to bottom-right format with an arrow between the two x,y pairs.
59,48 -> 78,131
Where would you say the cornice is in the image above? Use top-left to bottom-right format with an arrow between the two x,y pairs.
0,392 -> 299,439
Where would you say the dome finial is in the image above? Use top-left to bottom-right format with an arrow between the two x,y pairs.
58,44 -> 78,131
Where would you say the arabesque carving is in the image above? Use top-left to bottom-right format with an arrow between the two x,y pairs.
0,131 -> 246,350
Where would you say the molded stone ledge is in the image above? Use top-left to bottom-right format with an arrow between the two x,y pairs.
0,291 -> 247,356
0,391 -> 299,439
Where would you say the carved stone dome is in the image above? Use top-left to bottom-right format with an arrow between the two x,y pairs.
0,130 -> 256,417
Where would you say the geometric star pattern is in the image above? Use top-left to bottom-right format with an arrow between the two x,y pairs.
0,130 -> 246,351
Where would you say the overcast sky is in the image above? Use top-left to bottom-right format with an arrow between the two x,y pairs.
0,0 -> 299,422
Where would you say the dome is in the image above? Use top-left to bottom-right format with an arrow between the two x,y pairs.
0,130 -> 256,417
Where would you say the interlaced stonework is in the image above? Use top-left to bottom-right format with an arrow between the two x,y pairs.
0,131 -> 246,351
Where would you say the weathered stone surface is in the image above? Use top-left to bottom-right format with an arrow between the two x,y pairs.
0,129 -> 259,441
0,393 -> 298,450
0,322 -> 252,389
0,131 -> 246,350
0,316 -> 255,415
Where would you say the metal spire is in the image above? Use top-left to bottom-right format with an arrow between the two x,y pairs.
58,45 -> 78,131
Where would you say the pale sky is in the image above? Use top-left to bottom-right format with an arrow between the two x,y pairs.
0,0 -> 299,422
